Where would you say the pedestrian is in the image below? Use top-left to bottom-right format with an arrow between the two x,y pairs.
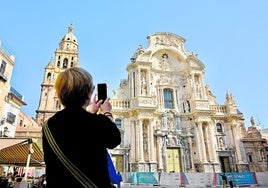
42,174 -> 47,188
42,67 -> 121,188
219,173 -> 227,188
227,174 -> 234,188
116,172 -> 123,188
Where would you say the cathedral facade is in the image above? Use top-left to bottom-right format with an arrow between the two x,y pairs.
109,32 -> 250,173
36,26 -> 267,173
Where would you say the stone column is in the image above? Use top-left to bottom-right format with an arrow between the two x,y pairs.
157,136 -> 163,170
232,125 -> 243,164
195,123 -> 202,161
208,123 -> 218,163
130,120 -> 136,162
204,125 -> 211,160
198,122 -> 207,162
200,74 -> 206,98
138,69 -> 141,95
188,136 -> 195,171
149,119 -> 155,161
135,120 -> 140,161
138,120 -> 144,161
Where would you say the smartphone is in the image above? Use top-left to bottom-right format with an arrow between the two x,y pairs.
97,83 -> 107,103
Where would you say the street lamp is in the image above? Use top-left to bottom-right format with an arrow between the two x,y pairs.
207,161 -> 212,187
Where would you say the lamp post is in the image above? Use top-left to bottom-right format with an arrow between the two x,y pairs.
207,161 -> 212,187
24,139 -> 34,182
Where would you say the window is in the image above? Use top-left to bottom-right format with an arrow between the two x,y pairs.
56,100 -> 61,110
216,123 -> 223,133
115,118 -> 121,128
6,112 -> 16,124
248,155 -> 253,162
63,58 -> 68,68
47,72 -> 52,80
0,60 -> 7,81
0,60 -> 6,74
164,88 -> 173,109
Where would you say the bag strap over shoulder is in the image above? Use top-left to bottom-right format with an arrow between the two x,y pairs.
43,122 -> 97,188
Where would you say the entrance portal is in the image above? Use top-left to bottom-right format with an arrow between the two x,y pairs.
166,148 -> 181,172
219,156 -> 231,172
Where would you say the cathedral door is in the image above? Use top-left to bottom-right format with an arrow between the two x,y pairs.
219,156 -> 231,172
112,155 -> 124,173
166,148 -> 181,172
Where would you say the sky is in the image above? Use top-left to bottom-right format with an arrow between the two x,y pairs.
0,0 -> 267,129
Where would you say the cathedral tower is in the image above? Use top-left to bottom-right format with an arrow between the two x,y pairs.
36,25 -> 79,125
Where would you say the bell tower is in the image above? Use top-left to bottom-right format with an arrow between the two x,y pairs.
36,25 -> 79,125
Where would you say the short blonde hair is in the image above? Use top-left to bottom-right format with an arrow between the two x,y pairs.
55,67 -> 93,107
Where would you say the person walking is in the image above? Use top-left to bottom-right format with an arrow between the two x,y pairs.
42,67 -> 121,188
219,173 -> 227,188
227,174 -> 234,188
116,172 -> 123,188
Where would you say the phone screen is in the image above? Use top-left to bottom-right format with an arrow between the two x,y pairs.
97,83 -> 107,103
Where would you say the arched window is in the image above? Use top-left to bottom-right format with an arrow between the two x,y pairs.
63,58 -> 68,68
56,100 -> 61,110
47,72 -> 51,80
164,88 -> 173,109
115,118 -> 121,128
216,123 -> 223,133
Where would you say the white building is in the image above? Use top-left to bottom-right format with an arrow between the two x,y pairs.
0,41 -> 26,137
109,32 -> 249,173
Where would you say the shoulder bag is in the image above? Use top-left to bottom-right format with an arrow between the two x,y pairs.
43,122 -> 97,188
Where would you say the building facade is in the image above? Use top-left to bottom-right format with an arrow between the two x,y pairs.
110,32 -> 250,173
241,117 -> 268,172
35,26 -> 267,173
0,41 -> 27,138
15,110 -> 42,146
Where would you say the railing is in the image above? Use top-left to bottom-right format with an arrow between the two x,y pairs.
110,99 -> 130,109
110,99 -> 229,116
210,105 -> 227,114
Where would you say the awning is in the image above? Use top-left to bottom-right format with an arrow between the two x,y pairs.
0,138 -> 44,167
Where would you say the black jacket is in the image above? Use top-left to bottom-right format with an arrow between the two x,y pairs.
42,106 -> 121,188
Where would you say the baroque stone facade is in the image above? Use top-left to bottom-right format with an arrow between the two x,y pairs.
241,117 -> 268,172
35,26 -> 268,173
110,32 -> 251,173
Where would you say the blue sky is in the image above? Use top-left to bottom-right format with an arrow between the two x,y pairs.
0,1 -> 267,129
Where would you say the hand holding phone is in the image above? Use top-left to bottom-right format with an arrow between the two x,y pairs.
97,83 -> 107,103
